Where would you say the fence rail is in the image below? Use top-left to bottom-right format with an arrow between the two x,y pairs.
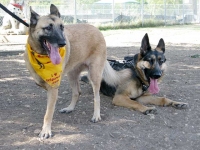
0,1 -> 200,27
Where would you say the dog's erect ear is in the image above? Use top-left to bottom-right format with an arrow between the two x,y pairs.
157,38 -> 165,53
140,33 -> 151,57
50,4 -> 61,18
30,6 -> 40,27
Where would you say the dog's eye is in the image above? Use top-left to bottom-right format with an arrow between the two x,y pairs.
147,58 -> 154,65
44,24 -> 53,31
60,24 -> 64,31
158,58 -> 166,65
159,60 -> 163,65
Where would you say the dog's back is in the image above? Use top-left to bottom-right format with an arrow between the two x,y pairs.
64,24 -> 107,72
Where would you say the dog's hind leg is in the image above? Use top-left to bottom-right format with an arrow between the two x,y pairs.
137,94 -> 188,109
112,94 -> 157,115
39,88 -> 58,139
88,60 -> 105,122
59,68 -> 82,113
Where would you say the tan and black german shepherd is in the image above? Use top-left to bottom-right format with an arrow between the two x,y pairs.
97,33 -> 188,114
24,4 -> 107,139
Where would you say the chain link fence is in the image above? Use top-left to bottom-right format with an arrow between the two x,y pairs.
0,0 -> 200,27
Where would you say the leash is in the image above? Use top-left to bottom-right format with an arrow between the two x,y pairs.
0,3 -> 29,27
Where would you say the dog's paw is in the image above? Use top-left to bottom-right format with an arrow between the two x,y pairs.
91,115 -> 101,123
59,107 -> 73,114
39,127 -> 52,139
143,107 -> 157,115
173,103 -> 188,109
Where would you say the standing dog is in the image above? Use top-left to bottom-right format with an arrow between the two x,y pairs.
24,4 -> 107,139
99,33 -> 188,114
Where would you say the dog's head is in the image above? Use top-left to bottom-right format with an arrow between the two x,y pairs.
138,33 -> 167,94
29,4 -> 66,65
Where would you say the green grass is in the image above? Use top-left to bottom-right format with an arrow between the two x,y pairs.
97,19 -> 179,31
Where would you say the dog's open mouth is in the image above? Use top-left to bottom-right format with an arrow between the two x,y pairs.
43,40 -> 61,65
148,78 -> 160,94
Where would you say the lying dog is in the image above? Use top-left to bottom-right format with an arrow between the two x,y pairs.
82,33 -> 188,114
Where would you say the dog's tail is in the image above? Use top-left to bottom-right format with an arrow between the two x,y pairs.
102,61 -> 131,86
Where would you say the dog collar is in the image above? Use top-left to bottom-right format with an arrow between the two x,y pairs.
132,64 -> 149,92
26,43 -> 66,87
130,77 -> 149,100
142,83 -> 149,92
136,76 -> 149,92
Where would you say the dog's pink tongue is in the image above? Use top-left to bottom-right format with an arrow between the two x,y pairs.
149,78 -> 160,94
49,45 -> 61,65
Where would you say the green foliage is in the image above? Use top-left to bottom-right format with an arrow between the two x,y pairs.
1,0 -> 9,5
147,0 -> 182,4
77,0 -> 99,4
136,0 -> 183,4
51,0 -> 62,5
135,0 -> 148,4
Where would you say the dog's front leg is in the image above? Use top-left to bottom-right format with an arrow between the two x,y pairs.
39,88 -> 58,139
112,94 -> 157,115
137,94 -> 188,109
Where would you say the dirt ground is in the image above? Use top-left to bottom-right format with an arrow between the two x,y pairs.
0,25 -> 200,150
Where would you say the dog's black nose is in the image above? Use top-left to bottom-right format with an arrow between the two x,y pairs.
58,43 -> 66,47
58,41 -> 66,47
152,72 -> 161,79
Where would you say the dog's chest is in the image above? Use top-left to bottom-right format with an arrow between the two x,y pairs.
127,82 -> 143,99
130,89 -> 143,99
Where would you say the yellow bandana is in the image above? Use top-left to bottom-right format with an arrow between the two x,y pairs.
26,43 -> 66,87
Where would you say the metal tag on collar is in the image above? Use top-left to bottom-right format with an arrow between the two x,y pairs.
142,84 -> 149,92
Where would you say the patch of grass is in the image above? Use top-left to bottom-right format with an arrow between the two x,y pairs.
97,19 -> 186,31
97,19 -> 165,31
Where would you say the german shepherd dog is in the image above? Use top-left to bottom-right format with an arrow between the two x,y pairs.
24,4 -> 107,139
82,33 -> 188,114
101,33 -> 188,114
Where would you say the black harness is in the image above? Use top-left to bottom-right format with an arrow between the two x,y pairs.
108,56 -> 149,93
